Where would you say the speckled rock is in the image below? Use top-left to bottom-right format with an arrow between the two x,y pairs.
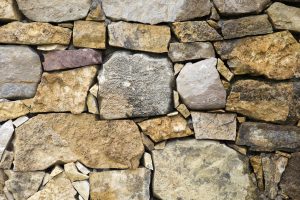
0,0 -> 21,21
86,0 -> 105,21
217,59 -> 234,81
0,100 -> 29,122
0,151 -> 13,169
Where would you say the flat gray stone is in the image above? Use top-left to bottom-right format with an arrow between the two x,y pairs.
98,51 -> 174,119
0,45 -> 42,99
0,120 -> 14,160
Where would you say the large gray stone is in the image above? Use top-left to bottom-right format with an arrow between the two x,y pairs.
152,139 -> 257,200
98,51 -> 174,119
102,0 -> 211,24
0,45 -> 42,99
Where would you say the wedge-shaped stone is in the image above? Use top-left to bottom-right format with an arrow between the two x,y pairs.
237,122 -> 300,152
0,22 -> 72,45
14,113 -> 144,171
0,120 -> 14,159
102,0 -> 211,24
108,22 -> 170,53
90,168 -> 151,200
0,100 -> 29,122
214,31 -> 300,80
72,181 -> 89,200
0,0 -> 21,21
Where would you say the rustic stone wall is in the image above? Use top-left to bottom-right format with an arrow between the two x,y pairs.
0,0 -> 300,200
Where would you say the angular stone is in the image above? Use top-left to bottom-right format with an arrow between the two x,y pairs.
0,0 -> 21,21
98,51 -> 174,119
75,162 -> 90,175
0,22 -> 72,45
227,144 -> 247,155
12,116 -> 28,127
220,15 -> 273,39
236,122 -> 300,152
89,84 -> 98,97
73,21 -> 106,49
172,21 -> 222,42
0,100 -> 29,122
108,22 -> 170,53
267,2 -> 300,33
176,104 -> 190,118
174,63 -> 184,76
14,113 -> 144,171
43,49 -> 102,71
50,166 -> 64,180
87,93 -> 99,114
141,133 -> 155,151
24,66 -> 97,114
226,80 -> 300,123
90,168 -> 151,200
0,120 -> 14,159
138,115 -> 193,142
213,0 -> 271,16
217,59 -> 234,82
173,90 -> 180,108
176,58 -> 226,110
86,0 -> 105,21
168,42 -> 215,62
250,156 -> 264,191
191,112 -> 236,141
64,163 -> 88,182
214,31 -> 300,80
102,0 -> 211,24
152,139 -> 257,200
72,181 -> 89,200
0,151 -> 13,169
16,0 -> 90,22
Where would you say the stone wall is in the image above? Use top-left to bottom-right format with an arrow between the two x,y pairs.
0,0 -> 300,200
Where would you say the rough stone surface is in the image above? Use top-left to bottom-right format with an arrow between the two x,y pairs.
0,151 -> 13,169
176,104 -> 190,118
87,93 -> 99,114
236,122 -> 300,152
0,0 -> 21,21
152,139 -> 257,200
0,100 -> 29,122
14,113 -> 144,171
0,120 -> 14,160
0,22 -> 72,45
138,115 -> 193,142
43,49 -> 102,71
191,112 -> 236,141
98,51 -> 174,119
72,181 -> 89,200
172,21 -> 222,42
86,0 -> 105,21
250,156 -> 264,191
108,21 -> 171,53
0,45 -> 42,99
90,168 -> 151,200
176,58 -> 226,110
217,58 -> 234,81
168,42 -> 215,62
267,2 -> 300,33
102,0 -> 211,24
64,163 -> 89,182
214,31 -> 300,80
220,15 -> 273,39
16,0 -> 91,22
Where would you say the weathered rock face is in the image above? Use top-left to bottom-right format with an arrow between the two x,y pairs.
172,21 -> 222,42
0,120 -> 14,159
98,51 -> 174,119
176,58 -> 226,110
108,21 -> 170,53
267,2 -> 300,33
250,156 -> 264,191
0,22 -> 72,45
0,45 -> 42,99
138,115 -> 193,142
168,42 -> 215,62
86,0 -> 105,21
14,113 -> 144,171
213,0 -> 271,16
220,15 -> 273,39
0,100 -> 29,122
43,49 -> 102,71
15,0 -> 91,22
217,58 -> 234,81
236,122 -> 300,152
152,139 -> 257,200
102,0 -> 211,24
0,151 -> 13,169
214,31 -> 300,80
90,168 -> 151,200
0,0 -> 21,21
226,80 -> 300,123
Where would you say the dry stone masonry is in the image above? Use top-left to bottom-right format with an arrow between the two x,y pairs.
0,0 -> 299,200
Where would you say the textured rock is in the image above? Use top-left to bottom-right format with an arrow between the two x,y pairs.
86,0 -> 105,21
168,42 -> 215,62
64,163 -> 89,182
86,93 -> 99,114
0,151 -> 13,169
73,21 -> 106,49
226,80 -> 300,123
108,21 -> 170,53
217,59 -> 234,81
0,22 -> 72,45
14,113 -> 144,171
267,2 -> 300,33
152,139 -> 257,200
250,156 -> 264,191
24,66 -> 97,114
102,0 -> 211,24
176,58 -> 226,110
236,122 -> 300,152
220,15 -> 273,39
0,0 -> 21,21
176,104 -> 190,118
214,31 -> 300,80
72,181 -> 89,200
0,120 -> 14,159
191,112 -> 236,141
98,51 -> 174,119
75,162 -> 90,175
138,115 -> 193,142
0,45 -> 42,99
43,49 -> 102,71
213,0 -> 271,16
0,100 -> 29,122
172,21 -> 222,42
90,168 -> 151,200
16,0 -> 91,22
